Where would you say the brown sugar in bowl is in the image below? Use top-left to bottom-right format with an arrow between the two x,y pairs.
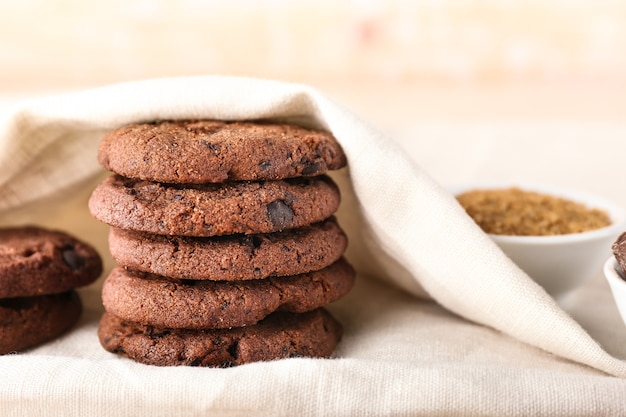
450,182 -> 626,300
456,187 -> 611,237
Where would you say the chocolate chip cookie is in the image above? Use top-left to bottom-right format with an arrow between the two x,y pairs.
108,217 -> 347,280
98,308 -> 342,367
0,291 -> 82,354
101,258 -> 355,329
98,120 -> 347,184
91,118 -> 353,367
0,226 -> 103,298
88,175 -> 341,237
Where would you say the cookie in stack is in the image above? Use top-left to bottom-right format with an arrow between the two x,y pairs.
0,226 -> 102,354
88,120 -> 355,367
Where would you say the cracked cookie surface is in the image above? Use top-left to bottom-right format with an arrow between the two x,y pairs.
101,258 -> 354,329
0,291 -> 82,354
98,120 -> 347,184
98,308 -> 343,367
108,217 -> 347,280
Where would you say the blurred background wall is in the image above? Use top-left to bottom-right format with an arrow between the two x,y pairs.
1,0 -> 625,125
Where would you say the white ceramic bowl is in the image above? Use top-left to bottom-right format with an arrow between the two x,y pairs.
449,182 -> 626,299
603,257 -> 626,327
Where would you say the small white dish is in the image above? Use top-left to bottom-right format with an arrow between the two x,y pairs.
603,257 -> 626,328
449,182 -> 626,299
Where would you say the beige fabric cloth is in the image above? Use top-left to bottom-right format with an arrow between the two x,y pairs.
0,76 -> 625,416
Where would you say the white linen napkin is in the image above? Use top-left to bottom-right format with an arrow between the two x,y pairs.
0,76 -> 625,416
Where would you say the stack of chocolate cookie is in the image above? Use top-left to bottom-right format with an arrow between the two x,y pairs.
88,120 -> 355,367
0,226 -> 102,354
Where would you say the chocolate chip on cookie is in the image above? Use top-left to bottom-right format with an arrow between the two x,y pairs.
88,175 -> 341,237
